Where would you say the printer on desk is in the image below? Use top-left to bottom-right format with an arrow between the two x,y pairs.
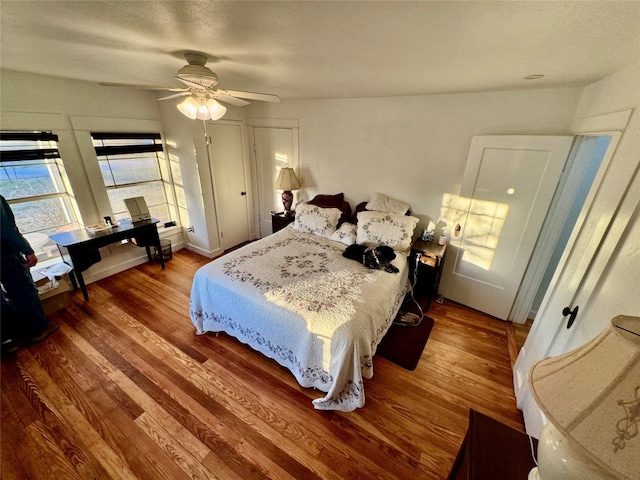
125,196 -> 151,223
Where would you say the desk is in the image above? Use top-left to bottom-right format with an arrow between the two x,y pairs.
50,219 -> 164,300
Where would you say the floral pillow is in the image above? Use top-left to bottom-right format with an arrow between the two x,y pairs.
356,211 -> 419,254
308,193 -> 352,226
294,203 -> 342,238
330,222 -> 357,245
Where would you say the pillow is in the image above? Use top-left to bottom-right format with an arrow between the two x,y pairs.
308,192 -> 344,206
330,222 -> 357,245
308,193 -> 352,226
351,201 -> 369,224
294,203 -> 342,238
365,193 -> 411,215
356,211 -> 419,254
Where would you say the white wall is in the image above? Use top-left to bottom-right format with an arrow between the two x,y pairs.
0,69 -> 183,283
0,70 -> 161,118
157,97 -> 250,257
0,68 -> 588,285
1,69 -> 162,223
246,88 -> 582,231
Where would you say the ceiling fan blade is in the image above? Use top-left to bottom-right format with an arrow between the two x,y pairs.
99,82 -> 188,92
217,89 -> 280,103
211,93 -> 251,107
157,92 -> 191,101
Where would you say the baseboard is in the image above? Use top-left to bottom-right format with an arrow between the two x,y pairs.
185,243 -> 222,258
505,321 -> 519,369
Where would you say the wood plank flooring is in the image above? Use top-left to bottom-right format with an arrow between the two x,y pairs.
1,249 -> 527,480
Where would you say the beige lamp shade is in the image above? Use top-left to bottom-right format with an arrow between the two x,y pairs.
274,167 -> 301,191
530,315 -> 640,480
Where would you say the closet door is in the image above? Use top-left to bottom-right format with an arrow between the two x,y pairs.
207,120 -> 251,250
252,126 -> 299,238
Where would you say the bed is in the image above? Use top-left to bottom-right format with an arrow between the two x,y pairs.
190,193 -> 419,411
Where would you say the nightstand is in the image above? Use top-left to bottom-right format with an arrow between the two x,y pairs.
271,211 -> 295,233
407,238 -> 446,312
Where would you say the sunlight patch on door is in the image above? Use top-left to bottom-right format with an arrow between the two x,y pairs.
440,193 -> 509,270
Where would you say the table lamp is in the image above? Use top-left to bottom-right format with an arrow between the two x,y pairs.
274,167 -> 301,217
528,314 -> 639,480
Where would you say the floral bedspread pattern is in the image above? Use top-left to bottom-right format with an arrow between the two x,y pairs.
190,225 -> 409,411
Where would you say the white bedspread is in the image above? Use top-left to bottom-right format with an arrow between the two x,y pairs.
190,225 -> 409,411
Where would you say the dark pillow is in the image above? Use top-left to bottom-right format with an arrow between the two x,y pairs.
351,202 -> 369,224
308,193 -> 344,208
308,193 -> 352,226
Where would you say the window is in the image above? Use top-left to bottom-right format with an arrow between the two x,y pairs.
91,132 -> 175,225
0,131 -> 78,260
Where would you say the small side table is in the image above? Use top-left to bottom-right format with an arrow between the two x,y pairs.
271,211 -> 295,233
448,409 -> 537,480
407,238 -> 447,312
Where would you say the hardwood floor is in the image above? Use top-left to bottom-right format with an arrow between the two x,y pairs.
1,249 -> 526,480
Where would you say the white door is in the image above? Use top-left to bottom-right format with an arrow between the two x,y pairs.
438,136 -> 574,320
513,109 -> 637,437
253,126 -> 299,238
207,121 -> 250,249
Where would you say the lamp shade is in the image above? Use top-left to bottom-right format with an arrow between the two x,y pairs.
530,315 -> 640,480
274,167 -> 301,191
177,96 -> 226,121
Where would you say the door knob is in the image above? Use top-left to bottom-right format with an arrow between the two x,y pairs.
240,191 -> 247,196
562,305 -> 579,329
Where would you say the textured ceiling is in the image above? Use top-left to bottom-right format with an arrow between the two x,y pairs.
1,1 -> 638,100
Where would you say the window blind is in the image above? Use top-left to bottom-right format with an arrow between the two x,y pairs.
0,131 -> 60,162
91,132 -> 173,224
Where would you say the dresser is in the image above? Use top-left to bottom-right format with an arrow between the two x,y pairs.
448,409 -> 538,480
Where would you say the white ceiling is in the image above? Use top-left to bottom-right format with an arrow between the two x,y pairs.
1,1 -> 638,101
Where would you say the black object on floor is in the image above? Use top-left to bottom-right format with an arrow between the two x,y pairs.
1,338 -> 19,356
377,314 -> 434,370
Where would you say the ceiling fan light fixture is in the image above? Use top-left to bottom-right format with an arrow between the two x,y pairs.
177,96 -> 199,119
177,96 -> 227,121
204,98 -> 227,120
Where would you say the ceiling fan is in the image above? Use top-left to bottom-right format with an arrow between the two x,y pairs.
100,53 -> 280,120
